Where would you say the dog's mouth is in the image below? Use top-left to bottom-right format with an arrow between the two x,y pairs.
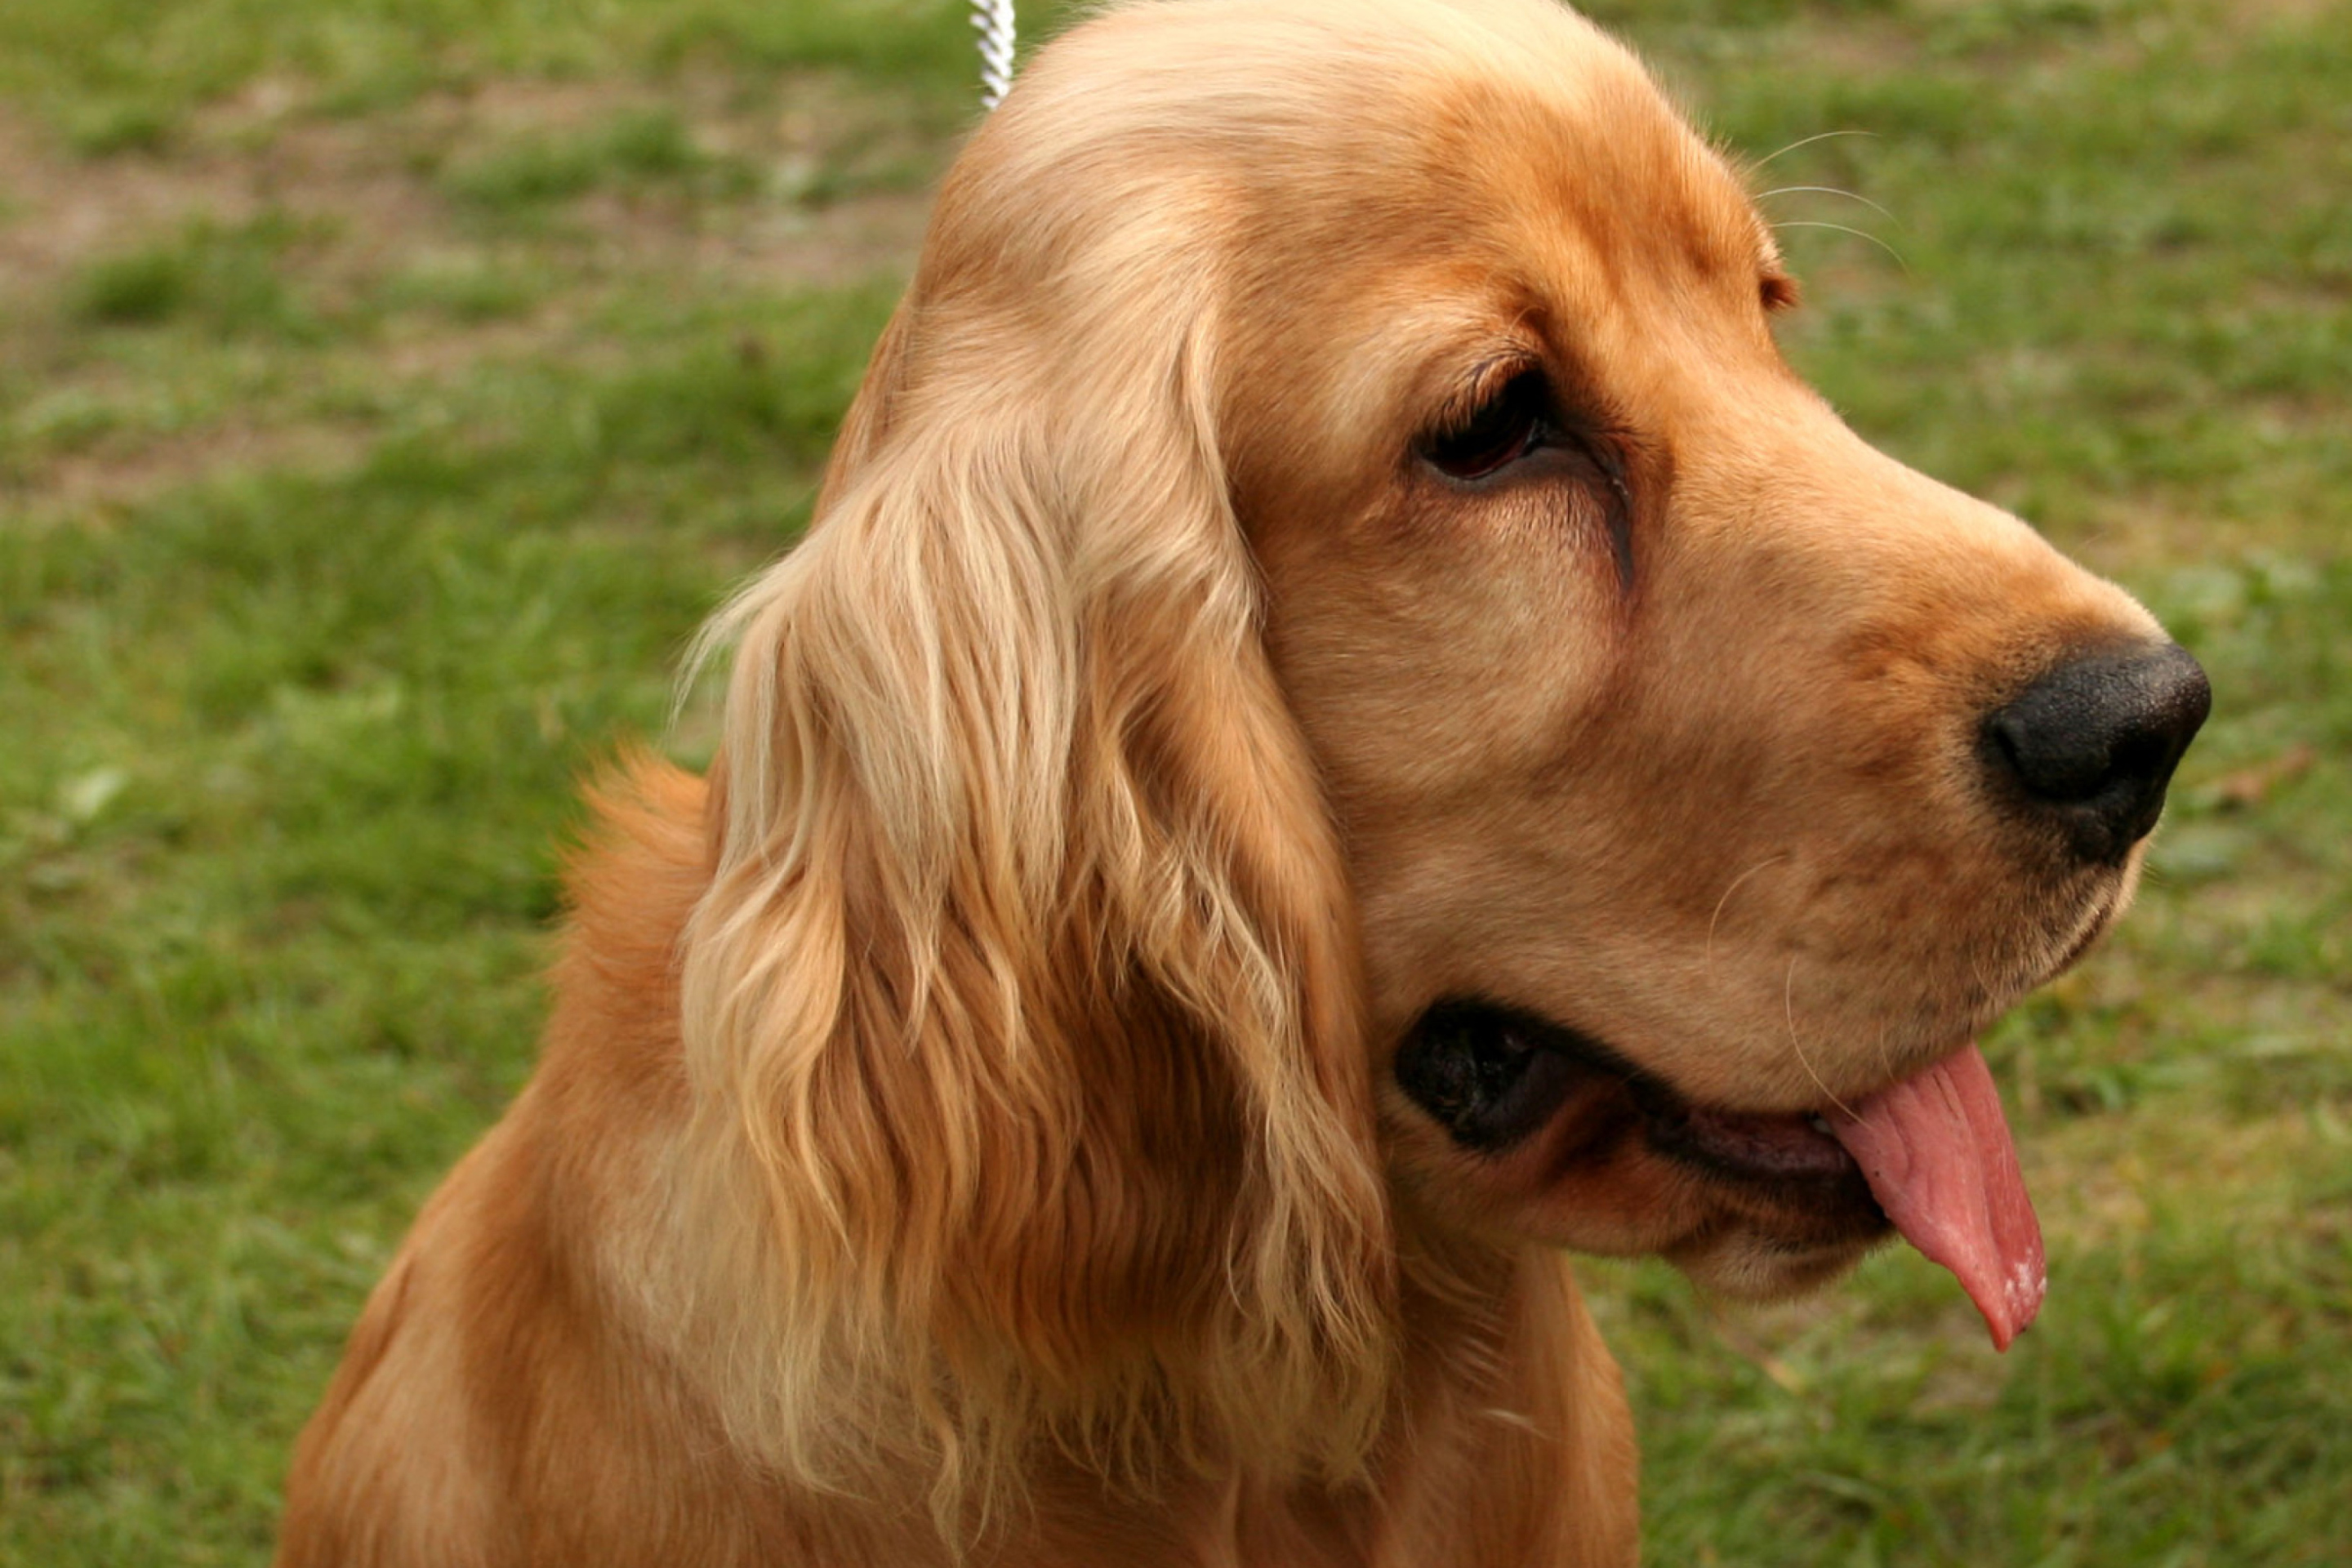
1392,997 -> 1867,1186
1395,999 -> 2046,1348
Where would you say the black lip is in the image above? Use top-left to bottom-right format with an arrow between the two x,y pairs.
1396,998 -> 1874,1195
1393,1000 -> 1624,1152
1643,1102 -> 1862,1187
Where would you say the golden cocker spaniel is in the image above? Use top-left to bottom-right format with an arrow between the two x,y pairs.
277,1 -> 2209,1563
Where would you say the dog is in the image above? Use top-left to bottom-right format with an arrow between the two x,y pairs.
275,1 -> 2208,1562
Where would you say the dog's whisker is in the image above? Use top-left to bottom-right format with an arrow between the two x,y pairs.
1771,220 -> 1911,273
1784,956 -> 1862,1122
1704,855 -> 1789,980
1749,127 -> 1879,171
1754,185 -> 1903,227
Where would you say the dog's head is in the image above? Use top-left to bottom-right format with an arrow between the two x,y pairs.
679,0 -> 2204,1505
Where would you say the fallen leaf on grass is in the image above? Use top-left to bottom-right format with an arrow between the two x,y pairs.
2206,742 -> 2316,810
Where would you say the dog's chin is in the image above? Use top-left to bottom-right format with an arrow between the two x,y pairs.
1664,1225 -> 1884,1303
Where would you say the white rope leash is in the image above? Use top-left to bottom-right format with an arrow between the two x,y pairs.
971,0 -> 1017,109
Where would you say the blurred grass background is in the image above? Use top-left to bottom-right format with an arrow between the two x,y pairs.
1,0 -> 2345,1561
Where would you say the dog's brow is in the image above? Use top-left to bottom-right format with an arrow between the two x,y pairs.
1747,220 -> 1801,311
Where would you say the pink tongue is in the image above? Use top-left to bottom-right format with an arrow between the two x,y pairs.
1827,1044 -> 2046,1351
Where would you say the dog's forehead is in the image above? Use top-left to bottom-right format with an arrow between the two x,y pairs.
1025,0 -> 1766,259
1361,69 -> 1770,329
1158,3 -> 1777,409
1214,78 -> 1775,461
946,0 -> 1784,448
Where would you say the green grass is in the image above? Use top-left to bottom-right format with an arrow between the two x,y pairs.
69,215 -> 323,336
438,107 -> 764,215
0,0 -> 984,148
3,0 -> 2348,1562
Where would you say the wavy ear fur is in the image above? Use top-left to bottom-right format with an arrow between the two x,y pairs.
663,221 -> 1396,1526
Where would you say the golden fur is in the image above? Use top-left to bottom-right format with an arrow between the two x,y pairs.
277,1 -> 2175,1562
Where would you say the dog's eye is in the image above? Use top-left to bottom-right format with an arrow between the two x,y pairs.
1422,370 -> 1551,482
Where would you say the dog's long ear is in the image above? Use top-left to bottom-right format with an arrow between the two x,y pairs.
675,288 -> 1396,1516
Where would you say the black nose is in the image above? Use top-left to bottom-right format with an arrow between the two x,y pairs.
1984,641 -> 2210,864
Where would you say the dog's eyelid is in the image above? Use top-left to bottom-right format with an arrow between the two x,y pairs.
1433,354 -> 1547,434
1761,273 -> 1802,312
